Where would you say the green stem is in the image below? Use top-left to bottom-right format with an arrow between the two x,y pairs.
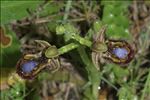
63,0 -> 72,22
140,69 -> 150,100
77,47 -> 100,100
71,34 -> 92,47
100,76 -> 118,91
58,43 -> 79,55
58,33 -> 92,55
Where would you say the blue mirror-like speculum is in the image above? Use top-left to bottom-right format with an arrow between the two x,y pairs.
112,48 -> 128,59
21,61 -> 38,73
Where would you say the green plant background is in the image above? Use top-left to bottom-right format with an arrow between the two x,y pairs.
0,1 -> 150,100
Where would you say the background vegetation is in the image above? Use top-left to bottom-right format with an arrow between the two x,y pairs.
0,0 -> 150,100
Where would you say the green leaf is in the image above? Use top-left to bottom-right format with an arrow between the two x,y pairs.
112,65 -> 129,83
118,86 -> 137,100
106,23 -> 130,39
39,2 -> 64,17
1,1 -> 42,24
0,25 -> 21,67
102,1 -> 131,39
57,23 -> 79,42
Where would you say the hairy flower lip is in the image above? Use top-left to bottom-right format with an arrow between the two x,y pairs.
16,58 -> 39,79
105,39 -> 135,65
16,55 -> 47,79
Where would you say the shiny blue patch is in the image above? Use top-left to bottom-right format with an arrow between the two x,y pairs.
22,61 -> 38,73
113,48 -> 128,59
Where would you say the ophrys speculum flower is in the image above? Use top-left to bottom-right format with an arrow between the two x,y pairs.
16,40 -> 60,79
92,26 -> 135,70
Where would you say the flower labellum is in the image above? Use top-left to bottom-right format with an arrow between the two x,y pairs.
105,40 -> 134,65
16,57 -> 40,79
